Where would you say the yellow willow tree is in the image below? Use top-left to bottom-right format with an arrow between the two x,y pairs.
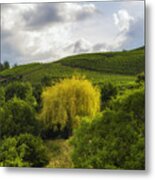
40,76 -> 100,135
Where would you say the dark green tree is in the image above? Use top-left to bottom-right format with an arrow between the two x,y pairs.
100,82 -> 117,109
5,81 -> 37,107
71,87 -> 145,169
0,97 -> 40,138
0,87 -> 5,107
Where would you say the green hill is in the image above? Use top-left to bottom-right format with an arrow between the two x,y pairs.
58,47 -> 144,75
0,47 -> 144,85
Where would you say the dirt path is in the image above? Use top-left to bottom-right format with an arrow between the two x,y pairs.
45,139 -> 73,168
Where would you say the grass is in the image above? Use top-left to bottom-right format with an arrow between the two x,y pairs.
45,139 -> 73,168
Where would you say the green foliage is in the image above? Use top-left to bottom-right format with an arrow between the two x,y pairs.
0,48 -> 143,86
110,87 -> 145,121
5,81 -> 37,107
0,61 -> 10,71
32,83 -> 43,111
41,75 -> 52,87
0,47 -> 145,169
99,82 -> 117,109
136,72 -> 145,84
0,134 -> 49,167
0,97 -> 40,138
0,87 -> 5,107
71,87 -> 145,169
40,76 -> 100,136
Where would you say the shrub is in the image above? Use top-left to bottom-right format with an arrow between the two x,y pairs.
40,76 -> 100,137
32,83 -> 43,111
0,134 -> 49,167
136,72 -> 145,83
100,82 -> 117,109
0,87 -> 5,107
5,81 -> 37,107
71,87 -> 145,169
0,97 -> 40,138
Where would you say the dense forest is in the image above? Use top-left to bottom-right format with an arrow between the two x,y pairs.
0,47 -> 145,169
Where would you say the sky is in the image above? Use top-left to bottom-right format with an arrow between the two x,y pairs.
1,1 -> 144,65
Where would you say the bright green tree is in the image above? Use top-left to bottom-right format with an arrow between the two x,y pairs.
0,133 -> 49,167
40,76 -> 100,135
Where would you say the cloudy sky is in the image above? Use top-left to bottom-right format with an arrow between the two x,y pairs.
1,1 -> 144,65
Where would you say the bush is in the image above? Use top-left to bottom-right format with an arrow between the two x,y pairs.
5,81 -> 37,107
0,61 -> 10,71
41,75 -> 52,87
71,87 -> 145,169
0,134 -> 49,167
100,82 -> 117,109
0,87 -> 5,107
0,97 -> 40,138
40,76 -> 100,137
32,83 -> 43,111
136,72 -> 145,84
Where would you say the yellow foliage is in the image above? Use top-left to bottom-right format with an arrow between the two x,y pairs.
40,76 -> 100,131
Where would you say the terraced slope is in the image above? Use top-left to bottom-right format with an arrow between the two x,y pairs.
0,47 -> 144,85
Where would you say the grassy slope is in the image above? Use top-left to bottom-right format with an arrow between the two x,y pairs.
0,47 -> 144,85
58,48 -> 144,75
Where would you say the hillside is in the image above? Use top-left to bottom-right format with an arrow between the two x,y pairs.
58,47 -> 144,75
0,47 -> 144,85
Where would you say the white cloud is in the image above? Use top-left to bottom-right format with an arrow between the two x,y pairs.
113,9 -> 135,32
1,2 -> 144,65
60,3 -> 97,22
1,3 -> 97,64
112,9 -> 137,50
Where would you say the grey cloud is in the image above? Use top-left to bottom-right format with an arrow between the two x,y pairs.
21,3 -> 97,29
120,17 -> 144,49
22,4 -> 62,29
93,43 -> 108,51
65,39 -> 92,54
73,40 -> 90,53
65,39 -> 109,55
127,18 -> 144,41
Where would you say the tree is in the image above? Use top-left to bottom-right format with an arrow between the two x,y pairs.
40,76 -> 100,136
3,61 -> 10,69
5,81 -> 37,107
32,83 -> 43,111
136,72 -> 145,84
0,133 -> 49,167
41,75 -> 52,87
70,87 -> 145,169
100,82 -> 117,109
0,61 -> 10,71
0,87 -> 5,107
0,97 -> 40,138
